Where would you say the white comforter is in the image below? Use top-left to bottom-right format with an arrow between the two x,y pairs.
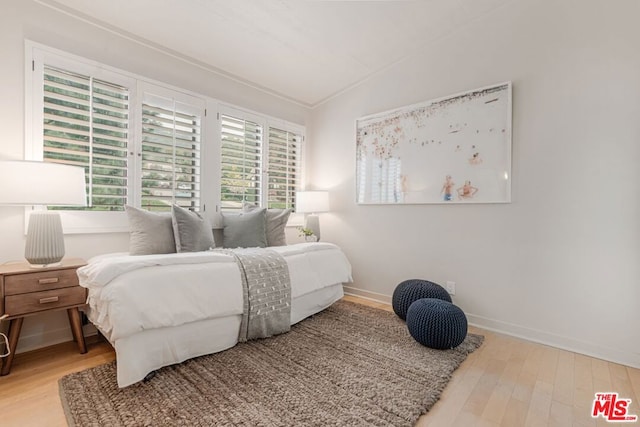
78,243 -> 352,343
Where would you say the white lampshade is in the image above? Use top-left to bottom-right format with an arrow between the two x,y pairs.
295,191 -> 329,214
0,160 -> 87,266
0,160 -> 87,206
295,191 -> 329,242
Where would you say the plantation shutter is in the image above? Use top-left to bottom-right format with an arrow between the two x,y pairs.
141,92 -> 203,211
43,65 -> 129,210
220,114 -> 263,210
267,127 -> 301,210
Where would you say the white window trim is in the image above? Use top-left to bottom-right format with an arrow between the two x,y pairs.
265,118 -> 305,227
25,41 -> 217,234
138,82 -> 207,211
26,42 -> 138,233
24,41 -> 305,234
217,104 -> 306,227
266,119 -> 305,214
218,104 -> 267,210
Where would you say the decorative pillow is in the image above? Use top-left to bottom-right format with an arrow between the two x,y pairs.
221,208 -> 268,249
243,203 -> 291,247
125,205 -> 176,255
171,205 -> 215,252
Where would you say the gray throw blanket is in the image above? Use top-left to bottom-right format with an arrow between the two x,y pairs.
222,248 -> 291,342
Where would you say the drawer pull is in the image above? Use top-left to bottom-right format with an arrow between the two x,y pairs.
39,278 -> 59,285
39,296 -> 60,304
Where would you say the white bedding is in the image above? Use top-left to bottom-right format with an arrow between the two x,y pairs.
78,242 -> 353,386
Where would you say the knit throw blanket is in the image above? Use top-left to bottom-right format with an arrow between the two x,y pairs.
222,248 -> 291,342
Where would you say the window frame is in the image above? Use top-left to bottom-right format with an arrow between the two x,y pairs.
25,41 -> 216,233
25,41 -> 305,234
138,82 -> 207,212
217,104 -> 305,223
266,124 -> 303,211
41,64 -> 132,212
218,105 -> 267,211
26,42 -> 138,233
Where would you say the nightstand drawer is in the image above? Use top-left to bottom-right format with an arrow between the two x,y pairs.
4,269 -> 79,295
4,287 -> 86,317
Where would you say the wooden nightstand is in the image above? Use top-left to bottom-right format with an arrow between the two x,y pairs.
0,258 -> 87,375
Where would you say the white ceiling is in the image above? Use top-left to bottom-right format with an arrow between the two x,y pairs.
40,0 -> 511,107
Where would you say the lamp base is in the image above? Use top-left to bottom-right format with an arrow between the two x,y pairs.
25,211 -> 66,267
305,214 -> 321,241
28,262 -> 63,269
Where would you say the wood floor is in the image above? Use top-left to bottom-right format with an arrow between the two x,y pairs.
0,296 -> 638,427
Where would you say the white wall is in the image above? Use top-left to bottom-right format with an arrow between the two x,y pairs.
307,0 -> 640,367
0,1 -> 308,352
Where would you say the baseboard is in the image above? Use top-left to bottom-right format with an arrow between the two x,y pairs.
343,286 -> 392,304
466,313 -> 640,369
343,286 -> 640,369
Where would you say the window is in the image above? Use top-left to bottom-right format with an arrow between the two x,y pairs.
40,66 -> 205,214
220,113 -> 263,210
220,108 -> 303,211
140,90 -> 204,211
28,44 -> 211,232
267,126 -> 301,210
27,42 -> 304,232
42,66 -> 130,211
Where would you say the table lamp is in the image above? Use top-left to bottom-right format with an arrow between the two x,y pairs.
295,191 -> 329,241
0,160 -> 87,267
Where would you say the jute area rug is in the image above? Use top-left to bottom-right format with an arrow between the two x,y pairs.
59,300 -> 483,426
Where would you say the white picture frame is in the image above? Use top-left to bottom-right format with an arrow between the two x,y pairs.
356,82 -> 512,204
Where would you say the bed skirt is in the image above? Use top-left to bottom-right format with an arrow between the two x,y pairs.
109,284 -> 344,387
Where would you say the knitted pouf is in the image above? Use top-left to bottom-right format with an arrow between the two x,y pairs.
406,298 -> 468,349
392,279 -> 451,320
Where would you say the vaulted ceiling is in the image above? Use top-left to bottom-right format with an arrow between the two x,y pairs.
40,0 -> 511,107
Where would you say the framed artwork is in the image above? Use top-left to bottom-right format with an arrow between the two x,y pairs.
356,82 -> 512,204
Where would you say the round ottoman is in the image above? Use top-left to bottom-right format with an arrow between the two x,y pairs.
406,298 -> 467,349
392,279 -> 451,320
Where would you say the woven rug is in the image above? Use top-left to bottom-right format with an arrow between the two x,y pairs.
59,300 -> 483,426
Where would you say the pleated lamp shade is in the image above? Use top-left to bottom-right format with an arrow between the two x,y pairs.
0,161 -> 87,266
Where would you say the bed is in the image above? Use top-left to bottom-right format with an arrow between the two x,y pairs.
78,242 -> 352,388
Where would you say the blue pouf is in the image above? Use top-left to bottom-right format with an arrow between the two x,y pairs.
406,298 -> 467,349
392,279 -> 451,320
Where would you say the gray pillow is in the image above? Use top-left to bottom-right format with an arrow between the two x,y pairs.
222,208 -> 268,248
171,205 -> 215,252
243,203 -> 291,246
126,205 -> 176,255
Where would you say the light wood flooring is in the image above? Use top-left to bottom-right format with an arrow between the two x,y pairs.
0,295 -> 638,426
